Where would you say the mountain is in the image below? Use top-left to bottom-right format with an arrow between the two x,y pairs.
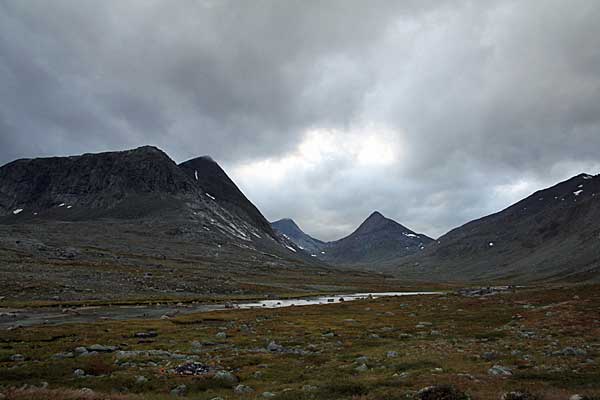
0,146 -> 329,301
0,146 -> 280,242
394,173 -> 600,282
271,218 -> 325,254
319,211 -> 434,266
0,146 -> 195,220
179,156 -> 274,235
272,212 -> 433,266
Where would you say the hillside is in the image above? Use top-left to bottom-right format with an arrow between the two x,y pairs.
394,173 -> 600,282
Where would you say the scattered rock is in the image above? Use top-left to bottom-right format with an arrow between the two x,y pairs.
355,356 -> 369,364
135,331 -> 158,338
215,332 -> 227,340
501,391 -> 539,400
415,385 -> 469,400
302,385 -> 318,392
174,361 -> 213,376
262,392 -> 276,398
488,365 -> 513,376
88,344 -> 118,352
214,370 -> 239,385
170,384 -> 187,397
73,369 -> 86,377
387,351 -> 398,358
9,354 -> 25,362
136,376 -> 148,383
553,347 -> 587,357
74,347 -> 88,355
355,363 -> 368,372
234,384 -> 254,394
267,341 -> 284,352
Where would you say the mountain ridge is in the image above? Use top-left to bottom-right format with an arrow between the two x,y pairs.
271,211 -> 434,267
271,218 -> 325,254
392,172 -> 600,282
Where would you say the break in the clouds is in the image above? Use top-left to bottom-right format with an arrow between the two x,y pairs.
1,0 -> 600,240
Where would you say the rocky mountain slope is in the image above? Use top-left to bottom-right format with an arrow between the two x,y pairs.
271,218 -> 325,254
179,156 -> 274,235
273,212 -> 433,267
0,146 -> 280,244
320,211 -> 434,266
0,146 -> 331,301
394,173 -> 600,282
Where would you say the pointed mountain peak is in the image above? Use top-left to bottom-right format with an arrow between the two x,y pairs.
272,218 -> 302,234
355,211 -> 398,234
366,211 -> 385,220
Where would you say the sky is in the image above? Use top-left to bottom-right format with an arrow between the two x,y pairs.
1,0 -> 600,240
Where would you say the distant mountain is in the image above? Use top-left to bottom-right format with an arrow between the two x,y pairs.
271,218 -> 325,254
394,173 -> 600,282
274,211 -> 433,267
320,211 -> 434,266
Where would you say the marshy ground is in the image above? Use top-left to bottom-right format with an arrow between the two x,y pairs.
1,285 -> 599,400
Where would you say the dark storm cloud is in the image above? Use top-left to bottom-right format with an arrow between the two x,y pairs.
1,0 -> 600,239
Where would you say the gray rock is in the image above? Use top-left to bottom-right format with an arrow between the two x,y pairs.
135,331 -> 158,338
355,356 -> 369,364
73,368 -> 86,377
215,332 -> 227,340
488,365 -> 513,376
262,392 -> 276,398
302,385 -> 317,392
88,344 -> 118,352
501,391 -> 538,400
9,354 -> 25,362
170,384 -> 187,397
135,376 -> 148,383
234,384 -> 254,394
267,341 -> 284,352
355,363 -> 368,372
74,347 -> 88,354
386,351 -> 398,358
214,370 -> 239,384
554,347 -> 587,357
416,385 -> 468,400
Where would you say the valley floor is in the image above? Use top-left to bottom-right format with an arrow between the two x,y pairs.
1,285 -> 599,399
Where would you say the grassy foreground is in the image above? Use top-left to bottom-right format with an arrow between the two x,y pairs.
1,285 -> 599,400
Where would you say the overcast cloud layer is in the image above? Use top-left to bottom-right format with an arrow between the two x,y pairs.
1,0 -> 600,240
